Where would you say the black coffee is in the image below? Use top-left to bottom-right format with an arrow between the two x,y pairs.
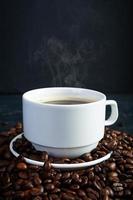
41,99 -> 94,105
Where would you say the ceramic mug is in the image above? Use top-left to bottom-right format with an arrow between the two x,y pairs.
23,87 -> 118,158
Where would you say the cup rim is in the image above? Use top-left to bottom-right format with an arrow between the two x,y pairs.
23,87 -> 106,107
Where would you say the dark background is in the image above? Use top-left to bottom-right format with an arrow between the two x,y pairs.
1,0 -> 131,94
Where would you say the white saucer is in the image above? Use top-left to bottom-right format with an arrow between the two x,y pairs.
9,133 -> 112,170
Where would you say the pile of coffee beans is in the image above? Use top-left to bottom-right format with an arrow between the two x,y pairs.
0,123 -> 133,200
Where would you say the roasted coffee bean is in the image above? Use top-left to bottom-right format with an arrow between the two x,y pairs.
119,164 -> 125,172
51,187 -> 61,193
14,191 -> 25,198
113,183 -> 123,187
41,151 -> 48,161
1,172 -> 10,185
99,143 -> 109,152
88,171 -> 95,180
43,179 -> 52,184
2,182 -> 12,190
86,190 -> 98,199
23,180 -> 34,189
93,179 -> 102,191
52,180 -> 60,187
125,164 -> 133,169
30,172 -> 40,178
62,172 -> 71,179
61,157 -> 71,163
42,195 -> 49,200
127,181 -> 133,189
94,165 -> 102,173
55,173 -> 62,180
4,178 -> 11,188
102,185 -> 114,199
62,188 -> 76,195
29,154 -> 40,161
99,179 -> 105,188
45,183 -> 55,191
18,171 -> 28,179
99,173 -> 106,181
103,193 -> 110,200
16,162 -> 27,170
113,183 -> 123,192
107,140 -> 117,150
34,176 -> 42,185
23,189 -> 31,198
48,157 -> 54,163
75,158 -> 84,163
104,186 -> 114,197
97,150 -> 107,156
117,157 -> 125,167
126,158 -> 133,164
27,165 -> 40,170
106,162 -> 116,171
81,152 -> 93,161
48,194 -> 59,199
125,189 -> 132,196
108,171 -> 118,177
15,178 -> 24,185
126,169 -> 133,175
2,190 -> 14,197
33,196 -> 42,200
69,184 -> 80,190
71,172 -> 80,182
108,176 -> 120,182
70,160 -> 79,164
61,192 -> 75,200
80,176 -> 88,185
0,167 -> 6,172
115,190 -> 124,197
63,178 -> 72,185
122,150 -> 133,158
76,169 -> 85,176
86,188 -> 99,199
31,186 -> 44,196
121,173 -> 132,179
92,154 -> 99,159
77,189 -> 87,198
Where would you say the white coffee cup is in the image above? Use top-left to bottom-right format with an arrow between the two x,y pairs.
23,87 -> 118,158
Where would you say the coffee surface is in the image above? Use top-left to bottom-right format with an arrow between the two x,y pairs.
41,99 -> 93,105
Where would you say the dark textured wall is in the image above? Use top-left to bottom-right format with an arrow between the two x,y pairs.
1,0 -> 131,94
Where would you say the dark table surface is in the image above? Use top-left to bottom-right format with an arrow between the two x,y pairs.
0,94 -> 133,135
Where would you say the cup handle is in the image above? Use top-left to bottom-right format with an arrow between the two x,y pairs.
105,100 -> 118,126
